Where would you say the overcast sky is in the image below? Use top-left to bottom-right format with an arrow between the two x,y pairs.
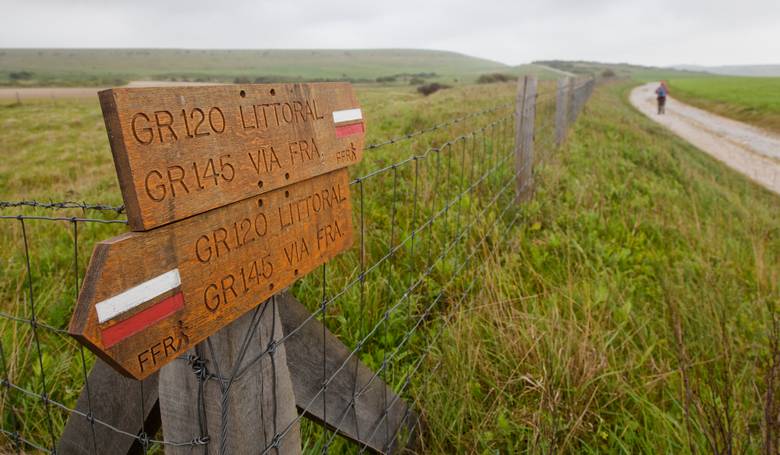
1,0 -> 778,67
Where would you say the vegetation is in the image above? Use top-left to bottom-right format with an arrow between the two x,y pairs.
416,82 -> 452,96
476,73 -> 517,84
0,49 -> 509,86
1,78 -> 779,453
670,76 -> 780,134
535,60 -> 712,82
420,81 -> 780,452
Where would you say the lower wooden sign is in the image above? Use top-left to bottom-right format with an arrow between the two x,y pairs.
69,169 -> 353,379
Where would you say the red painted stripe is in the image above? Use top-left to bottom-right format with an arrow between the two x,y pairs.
101,292 -> 185,348
335,122 -> 364,138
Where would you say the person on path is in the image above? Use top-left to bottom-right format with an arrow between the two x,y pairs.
655,81 -> 669,114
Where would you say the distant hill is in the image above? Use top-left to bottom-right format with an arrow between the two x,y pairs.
672,64 -> 780,77
0,48 -> 527,86
534,60 -> 711,81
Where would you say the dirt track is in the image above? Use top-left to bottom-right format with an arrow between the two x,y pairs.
630,83 -> 780,196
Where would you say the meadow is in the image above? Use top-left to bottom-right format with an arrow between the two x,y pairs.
0,49 -> 560,87
1,78 -> 780,453
670,76 -> 780,134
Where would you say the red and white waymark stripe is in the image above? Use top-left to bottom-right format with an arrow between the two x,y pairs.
95,269 -> 184,347
333,108 -> 364,138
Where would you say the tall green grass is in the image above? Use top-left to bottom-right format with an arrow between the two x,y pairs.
418,81 -> 780,452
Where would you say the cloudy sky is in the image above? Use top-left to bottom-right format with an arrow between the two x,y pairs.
1,0 -> 778,67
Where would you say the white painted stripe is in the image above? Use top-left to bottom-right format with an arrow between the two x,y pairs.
96,269 -> 181,323
332,108 -> 362,124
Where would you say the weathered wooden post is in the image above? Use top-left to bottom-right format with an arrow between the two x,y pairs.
158,297 -> 300,454
554,78 -> 570,146
60,292 -> 419,454
64,82 -> 417,454
515,76 -> 537,202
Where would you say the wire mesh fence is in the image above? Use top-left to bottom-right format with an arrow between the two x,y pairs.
0,76 -> 595,453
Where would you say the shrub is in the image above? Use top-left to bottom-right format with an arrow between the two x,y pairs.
602,69 -> 616,78
409,77 -> 425,85
417,83 -> 451,96
476,73 -> 516,84
9,71 -> 33,81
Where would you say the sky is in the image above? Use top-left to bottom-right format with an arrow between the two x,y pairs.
1,0 -> 778,67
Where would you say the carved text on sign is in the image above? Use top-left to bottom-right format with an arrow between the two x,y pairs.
69,169 -> 354,379
99,83 -> 365,230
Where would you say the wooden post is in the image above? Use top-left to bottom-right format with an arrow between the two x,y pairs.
515,76 -> 537,202
277,292 -> 420,453
554,78 -> 569,146
58,360 -> 160,455
567,78 -> 577,125
59,292 -> 418,454
514,76 -> 528,201
158,297 -> 301,454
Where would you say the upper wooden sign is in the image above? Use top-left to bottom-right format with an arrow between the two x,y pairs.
99,83 -> 365,231
69,169 -> 353,379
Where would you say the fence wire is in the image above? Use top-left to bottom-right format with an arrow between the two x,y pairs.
0,77 -> 595,454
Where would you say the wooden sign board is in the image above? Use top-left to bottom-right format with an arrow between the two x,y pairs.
69,169 -> 353,379
99,83 -> 365,231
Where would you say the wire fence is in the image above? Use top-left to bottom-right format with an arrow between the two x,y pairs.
0,77 -> 595,453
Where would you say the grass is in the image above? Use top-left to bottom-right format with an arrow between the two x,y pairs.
1,78 -> 779,453
534,60 -> 711,82
669,77 -> 780,134
417,81 -> 780,452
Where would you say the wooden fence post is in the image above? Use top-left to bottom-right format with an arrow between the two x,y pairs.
158,297 -> 301,454
57,360 -> 160,455
514,76 -> 528,201
515,76 -> 537,202
60,291 -> 418,454
554,78 -> 569,146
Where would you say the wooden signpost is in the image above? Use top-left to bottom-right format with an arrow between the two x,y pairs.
70,169 -> 353,379
66,82 -> 417,453
99,83 -> 365,230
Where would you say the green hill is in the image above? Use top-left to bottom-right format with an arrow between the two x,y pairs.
534,60 -> 712,81
0,48 -> 519,86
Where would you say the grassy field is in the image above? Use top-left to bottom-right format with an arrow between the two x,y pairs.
2,78 -> 779,453
0,48 -> 563,87
420,81 -> 780,452
534,60 -> 711,82
670,76 -> 780,134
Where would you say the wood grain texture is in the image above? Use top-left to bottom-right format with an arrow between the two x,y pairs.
277,292 -> 421,454
516,76 -> 537,202
59,292 -> 418,454
99,83 -> 365,231
555,78 -> 571,146
159,298 -> 300,454
515,76 -> 527,201
69,169 -> 354,379
57,360 -> 160,455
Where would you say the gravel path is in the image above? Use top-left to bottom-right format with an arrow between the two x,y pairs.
630,83 -> 780,196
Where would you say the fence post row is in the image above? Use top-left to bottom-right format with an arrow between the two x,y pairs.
554,77 -> 569,146
515,76 -> 537,202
